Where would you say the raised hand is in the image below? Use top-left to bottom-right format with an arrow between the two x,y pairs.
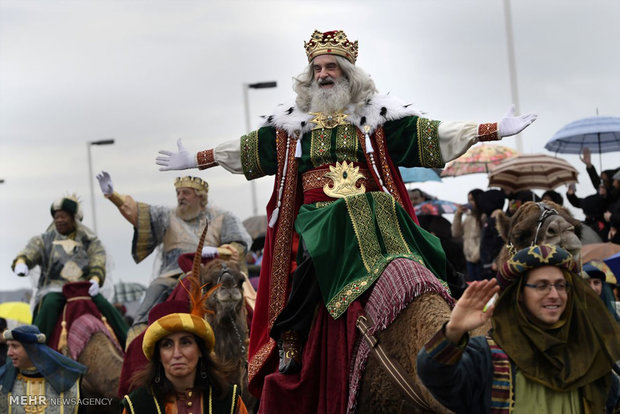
156,138 -> 197,171
96,171 -> 114,195
498,104 -> 537,137
579,147 -> 592,167
445,279 -> 499,343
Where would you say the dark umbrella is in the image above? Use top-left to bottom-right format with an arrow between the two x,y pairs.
488,154 -> 578,193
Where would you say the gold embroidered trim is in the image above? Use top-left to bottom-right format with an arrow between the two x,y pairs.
375,195 -> 412,256
123,395 -> 136,414
335,123 -> 357,161
373,127 -> 408,208
134,202 -> 153,262
269,130 -> 298,326
345,194 -> 383,272
310,127 -> 333,167
229,384 -> 237,414
241,131 -> 265,180
21,373 -> 48,413
417,118 -> 443,168
248,339 -> 275,384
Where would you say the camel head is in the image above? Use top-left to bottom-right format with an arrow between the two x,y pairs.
199,259 -> 246,324
497,201 -> 583,265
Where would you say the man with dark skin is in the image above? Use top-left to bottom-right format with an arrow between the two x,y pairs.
11,195 -> 127,348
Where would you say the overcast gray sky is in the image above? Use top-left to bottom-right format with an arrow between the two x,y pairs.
1,0 -> 619,294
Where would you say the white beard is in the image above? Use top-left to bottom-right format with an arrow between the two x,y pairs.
309,77 -> 351,114
175,203 -> 202,221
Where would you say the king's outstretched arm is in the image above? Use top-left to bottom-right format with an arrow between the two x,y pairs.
156,138 -> 244,174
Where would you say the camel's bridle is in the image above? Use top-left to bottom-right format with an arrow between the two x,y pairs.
532,202 -> 559,246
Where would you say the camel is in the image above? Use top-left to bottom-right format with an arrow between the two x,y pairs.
77,331 -> 124,413
356,200 -> 585,413
50,282 -> 125,413
494,201 -> 583,265
201,258 -> 258,412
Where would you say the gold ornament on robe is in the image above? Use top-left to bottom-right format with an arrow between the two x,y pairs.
52,239 -> 81,254
60,261 -> 83,281
310,111 -> 349,130
323,161 -> 366,199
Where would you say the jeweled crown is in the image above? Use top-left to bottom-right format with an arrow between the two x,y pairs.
174,176 -> 209,192
304,30 -> 358,64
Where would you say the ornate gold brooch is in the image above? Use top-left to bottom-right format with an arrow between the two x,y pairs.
309,111 -> 349,130
323,161 -> 366,199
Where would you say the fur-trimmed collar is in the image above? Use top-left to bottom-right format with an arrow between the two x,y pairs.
261,94 -> 423,136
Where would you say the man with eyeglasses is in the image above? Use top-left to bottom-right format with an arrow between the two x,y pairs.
417,244 -> 620,413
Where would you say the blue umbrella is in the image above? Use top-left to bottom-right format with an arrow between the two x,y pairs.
398,167 -> 441,183
545,116 -> 620,171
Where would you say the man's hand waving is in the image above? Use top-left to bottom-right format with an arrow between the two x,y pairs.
444,279 -> 500,343
156,138 -> 197,171
96,171 -> 114,195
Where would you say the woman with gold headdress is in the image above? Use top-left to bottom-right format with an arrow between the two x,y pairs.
417,244 -> 620,413
121,299 -> 248,414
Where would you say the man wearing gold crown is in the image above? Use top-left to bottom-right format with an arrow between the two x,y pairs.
10,195 -> 128,349
96,172 -> 252,333
156,30 -> 536,412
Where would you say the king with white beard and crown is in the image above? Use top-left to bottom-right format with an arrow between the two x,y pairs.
156,29 -> 537,412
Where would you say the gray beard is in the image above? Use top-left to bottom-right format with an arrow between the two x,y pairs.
309,77 -> 351,114
175,203 -> 203,221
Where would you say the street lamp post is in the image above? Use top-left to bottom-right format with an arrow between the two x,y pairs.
243,81 -> 277,216
87,139 -> 115,232
503,0 -> 523,153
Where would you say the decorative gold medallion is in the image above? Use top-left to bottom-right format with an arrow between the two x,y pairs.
52,239 -> 81,254
323,161 -> 366,199
309,111 -> 349,130
60,261 -> 83,281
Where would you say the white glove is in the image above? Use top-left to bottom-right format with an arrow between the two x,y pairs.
14,262 -> 29,276
96,171 -> 114,195
88,279 -> 100,296
156,138 -> 197,171
201,246 -> 219,258
498,105 -> 537,138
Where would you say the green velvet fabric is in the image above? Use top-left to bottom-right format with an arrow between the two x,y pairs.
296,192 -> 446,318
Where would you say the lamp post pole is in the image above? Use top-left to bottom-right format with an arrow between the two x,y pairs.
242,81 -> 277,216
503,0 -> 523,153
87,139 -> 115,232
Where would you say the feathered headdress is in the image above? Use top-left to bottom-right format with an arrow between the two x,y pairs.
142,222 -> 219,360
